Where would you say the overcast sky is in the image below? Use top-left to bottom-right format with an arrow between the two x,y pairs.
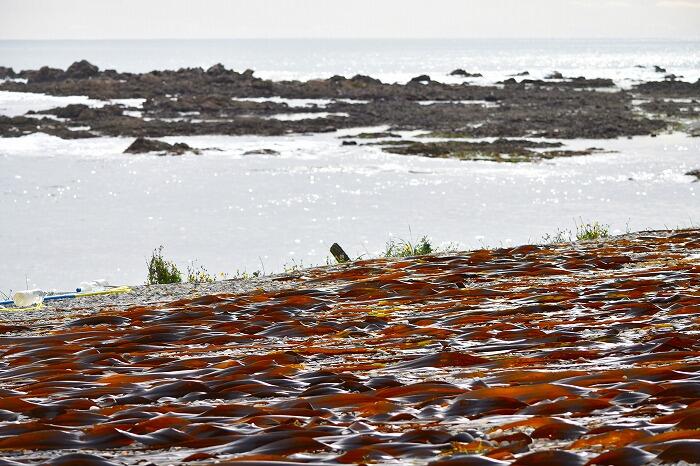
1,0 -> 699,40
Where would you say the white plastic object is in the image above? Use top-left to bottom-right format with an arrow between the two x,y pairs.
12,289 -> 46,307
78,281 -> 94,292
78,280 -> 109,293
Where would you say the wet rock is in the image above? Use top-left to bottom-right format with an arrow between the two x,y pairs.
380,139 -> 597,162
342,131 -> 401,139
124,137 -> 199,155
450,69 -> 483,78
686,169 -> 700,181
0,115 -> 94,139
65,60 -> 99,79
634,78 -> 700,98
25,66 -> 64,83
341,141 -> 358,146
654,65 -> 667,73
545,71 -> 564,80
409,75 -> 432,85
243,148 -> 280,155
45,103 -> 91,119
206,63 -> 228,75
349,74 -> 382,85
512,71 -> 530,76
0,66 -> 16,79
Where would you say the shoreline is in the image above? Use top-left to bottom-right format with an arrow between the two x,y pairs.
2,227 -> 695,318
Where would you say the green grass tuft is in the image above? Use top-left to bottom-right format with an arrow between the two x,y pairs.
576,221 -> 610,241
384,235 -> 434,258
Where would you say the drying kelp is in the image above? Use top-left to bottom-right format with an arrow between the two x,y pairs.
1,229 -> 700,465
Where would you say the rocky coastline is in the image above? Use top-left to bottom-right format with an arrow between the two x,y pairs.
1,61 -> 698,162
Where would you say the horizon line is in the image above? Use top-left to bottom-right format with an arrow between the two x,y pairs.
1,36 -> 700,42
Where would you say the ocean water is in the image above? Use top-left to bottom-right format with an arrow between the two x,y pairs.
1,129 -> 698,292
1,38 -> 699,85
0,39 -> 699,292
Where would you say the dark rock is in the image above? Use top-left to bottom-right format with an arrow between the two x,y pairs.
664,74 -> 681,81
634,79 -> 700,98
243,148 -> 280,155
342,131 -> 401,139
409,75 -> 431,85
512,71 -> 530,76
450,69 -> 483,78
349,75 -> 382,85
38,103 -> 126,120
569,77 -> 616,87
50,104 -> 91,119
26,66 -> 64,83
501,78 -> 518,85
0,66 -> 16,79
380,138 -> 598,163
206,63 -> 228,75
124,137 -> 198,155
65,60 -> 99,79
686,169 -> 700,181
0,115 -> 94,139
545,71 -> 564,80
654,65 -> 667,73
341,141 -> 358,146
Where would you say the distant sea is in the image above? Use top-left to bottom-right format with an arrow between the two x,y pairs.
1,38 -> 699,292
1,38 -> 699,85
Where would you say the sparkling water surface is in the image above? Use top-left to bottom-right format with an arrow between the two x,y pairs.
0,39 -> 698,292
1,130 -> 697,292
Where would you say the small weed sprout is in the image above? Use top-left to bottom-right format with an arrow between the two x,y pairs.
186,261 -> 216,284
283,259 -> 306,273
232,270 -> 262,280
542,228 -> 572,244
575,221 -> 610,241
147,246 -> 182,285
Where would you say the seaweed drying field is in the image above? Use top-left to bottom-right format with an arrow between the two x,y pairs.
1,229 -> 700,465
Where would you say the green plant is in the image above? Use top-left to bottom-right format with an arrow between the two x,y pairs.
232,270 -> 262,280
575,221 -> 610,241
186,261 -> 216,284
542,228 -> 572,244
283,259 -> 307,273
146,246 -> 182,285
384,235 -> 433,258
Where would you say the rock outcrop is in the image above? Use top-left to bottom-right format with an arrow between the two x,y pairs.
124,137 -> 199,155
65,60 -> 100,79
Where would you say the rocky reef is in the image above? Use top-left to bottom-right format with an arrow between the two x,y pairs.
1,60 -> 698,162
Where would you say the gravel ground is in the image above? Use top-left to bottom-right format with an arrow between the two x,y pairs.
0,271 -> 308,328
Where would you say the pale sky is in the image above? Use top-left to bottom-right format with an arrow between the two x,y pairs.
1,0 -> 699,40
